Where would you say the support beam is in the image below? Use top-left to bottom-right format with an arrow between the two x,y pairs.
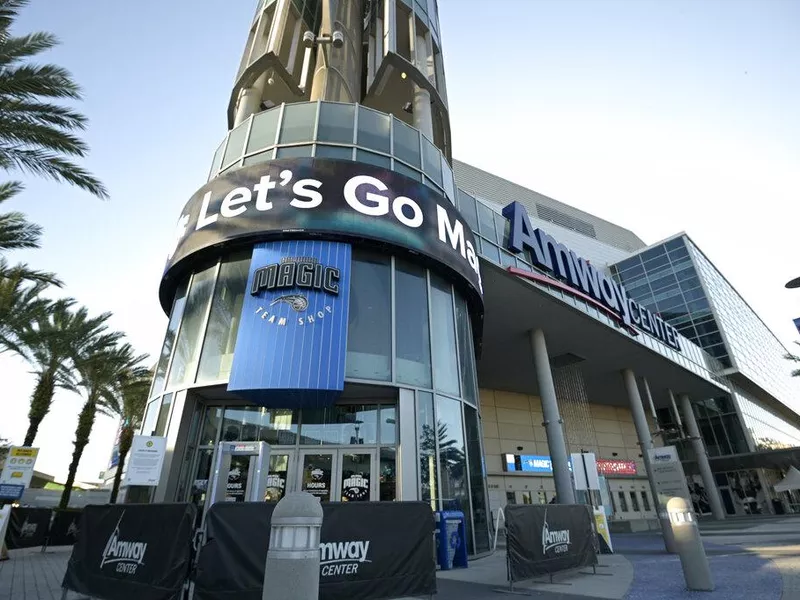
530,329 -> 575,505
622,369 -> 676,553
668,389 -> 685,438
679,394 -> 726,521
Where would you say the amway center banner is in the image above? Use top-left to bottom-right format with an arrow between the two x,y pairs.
228,239 -> 351,406
161,158 -> 483,311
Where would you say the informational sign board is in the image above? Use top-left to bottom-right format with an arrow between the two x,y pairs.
0,446 -> 39,488
571,452 -> 600,491
124,436 -> 166,487
648,446 -> 692,505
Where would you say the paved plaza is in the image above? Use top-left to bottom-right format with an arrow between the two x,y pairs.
4,515 -> 800,599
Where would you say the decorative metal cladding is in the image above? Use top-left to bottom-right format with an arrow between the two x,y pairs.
551,364 -> 599,454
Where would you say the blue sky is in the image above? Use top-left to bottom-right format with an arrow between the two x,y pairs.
1,0 -> 798,483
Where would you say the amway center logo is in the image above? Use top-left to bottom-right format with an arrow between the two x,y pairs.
101,512 -> 147,575
541,509 -> 571,555
251,256 -> 340,327
19,517 -> 38,538
319,540 -> 371,577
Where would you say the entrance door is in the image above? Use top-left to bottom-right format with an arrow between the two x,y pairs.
265,452 -> 293,502
298,450 -> 377,502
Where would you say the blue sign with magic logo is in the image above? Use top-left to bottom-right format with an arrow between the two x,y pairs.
504,454 -> 574,474
228,239 -> 352,407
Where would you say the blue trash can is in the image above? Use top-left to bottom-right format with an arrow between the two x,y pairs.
435,510 -> 468,570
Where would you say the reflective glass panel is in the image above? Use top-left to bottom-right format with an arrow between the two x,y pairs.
436,395 -> 471,541
246,109 -> 280,153
141,398 -> 160,436
197,251 -> 250,383
279,102 -> 316,144
222,406 -> 299,445
357,106 -> 391,153
315,145 -> 353,160
430,275 -> 460,396
347,251 -> 392,381
395,260 -> 432,387
392,118 -> 421,167
276,144 -> 313,158
394,161 -> 422,181
380,405 -> 397,445
457,190 -> 479,233
464,405 -> 489,553
222,121 -> 247,166
299,405 -> 379,445
168,263 -> 217,387
154,393 -> 173,436
356,149 -> 392,168
199,407 -> 222,446
152,280 -> 189,394
421,136 -> 442,185
317,102 -> 355,144
379,447 -> 397,501
418,391 -> 438,510
455,294 -> 477,405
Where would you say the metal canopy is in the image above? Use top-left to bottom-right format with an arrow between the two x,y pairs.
476,260 -> 728,408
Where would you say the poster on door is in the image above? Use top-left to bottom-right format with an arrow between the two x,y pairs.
341,472 -> 370,501
265,470 -> 287,502
304,463 -> 332,500
226,456 -> 250,502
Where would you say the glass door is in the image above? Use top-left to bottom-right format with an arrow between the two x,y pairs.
265,452 -> 293,502
299,451 -> 336,501
338,451 -> 376,502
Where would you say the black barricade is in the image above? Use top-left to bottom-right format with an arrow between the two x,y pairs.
4,507 -> 52,549
194,501 -> 437,600
505,504 -> 597,582
47,509 -> 83,547
62,503 -> 197,600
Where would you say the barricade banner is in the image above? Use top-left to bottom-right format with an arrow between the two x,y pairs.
4,507 -> 51,549
61,503 -> 197,600
193,501 -> 436,600
47,509 -> 83,547
505,504 -> 597,582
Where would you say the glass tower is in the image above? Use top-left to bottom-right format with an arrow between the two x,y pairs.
148,0 -> 490,555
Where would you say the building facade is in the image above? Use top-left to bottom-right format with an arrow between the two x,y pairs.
142,0 -> 800,554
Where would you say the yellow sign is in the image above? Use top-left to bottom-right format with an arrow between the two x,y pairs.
10,448 -> 38,458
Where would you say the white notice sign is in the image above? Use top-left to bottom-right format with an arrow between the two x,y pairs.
0,446 -> 39,488
124,436 -> 167,486
648,446 -> 692,505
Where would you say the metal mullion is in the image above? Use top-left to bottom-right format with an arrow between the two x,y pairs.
312,100 -> 321,141
275,102 -> 287,145
189,259 -> 224,385
390,255 -> 397,384
240,113 -> 256,162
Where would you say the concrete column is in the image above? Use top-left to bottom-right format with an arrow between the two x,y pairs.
310,0 -> 363,102
530,329 -> 575,505
622,369 -> 676,552
668,389 -> 685,438
412,34 -> 433,140
679,394 -> 726,520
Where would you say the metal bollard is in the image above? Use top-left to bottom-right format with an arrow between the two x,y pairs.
666,497 -> 714,592
263,492 -> 324,600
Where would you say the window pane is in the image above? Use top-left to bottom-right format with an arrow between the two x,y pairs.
154,393 -> 174,436
464,405 -> 490,553
437,396 -> 471,547
197,251 -> 251,383
168,263 -> 217,387
299,405 -> 378,445
357,106 -> 391,153
421,136 -> 442,186
455,294 -> 477,405
356,149 -> 392,169
152,279 -> 189,394
347,251 -> 392,380
199,407 -> 222,445
418,391 -> 438,510
279,102 -> 316,144
430,275 -> 460,396
641,490 -> 651,511
442,159 -> 455,202
477,202 -> 498,242
222,121 -> 248,166
315,145 -> 353,160
629,491 -> 640,511
210,141 -> 225,176
394,161 -> 422,181
247,108 -> 280,153
392,118 -> 420,167
141,398 -> 160,436
380,405 -> 397,445
457,190 -> 479,233
276,144 -> 313,158
379,447 -> 397,501
222,406 -> 299,445
395,260 -> 432,387
243,149 -> 274,166
317,102 -> 355,143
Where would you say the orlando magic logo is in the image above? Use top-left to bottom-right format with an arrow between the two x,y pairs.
270,294 -> 309,312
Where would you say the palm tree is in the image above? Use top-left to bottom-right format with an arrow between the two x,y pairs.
0,0 -> 107,198
787,343 -> 800,377
15,301 -> 115,446
59,339 -> 146,509
102,366 -> 151,503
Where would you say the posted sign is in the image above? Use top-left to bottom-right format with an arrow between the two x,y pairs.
124,436 -> 166,486
0,446 -> 39,488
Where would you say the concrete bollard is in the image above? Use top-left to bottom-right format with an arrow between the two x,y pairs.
263,492 -> 324,600
666,497 -> 714,592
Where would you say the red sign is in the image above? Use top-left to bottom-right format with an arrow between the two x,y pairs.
597,459 -> 637,476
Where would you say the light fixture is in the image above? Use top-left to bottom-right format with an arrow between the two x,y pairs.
400,72 -> 407,79
402,102 -> 413,114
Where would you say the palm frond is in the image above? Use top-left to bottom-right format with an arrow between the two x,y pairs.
0,32 -> 58,65
0,146 -> 107,198
0,63 -> 81,100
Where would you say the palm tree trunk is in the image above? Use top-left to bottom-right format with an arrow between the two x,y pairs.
23,371 -> 55,447
59,397 -> 96,510
110,427 -> 133,504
